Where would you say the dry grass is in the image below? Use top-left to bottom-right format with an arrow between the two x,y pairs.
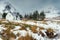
19,24 -> 32,30
30,26 -> 38,33
2,29 -> 16,40
0,20 -> 59,39
46,28 -> 54,32
45,28 -> 58,38
19,26 -> 26,30
18,34 -> 35,40
39,27 -> 45,30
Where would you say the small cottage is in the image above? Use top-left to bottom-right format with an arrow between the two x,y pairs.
6,12 -> 20,21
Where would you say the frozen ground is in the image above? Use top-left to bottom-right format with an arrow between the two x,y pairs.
0,20 -> 60,40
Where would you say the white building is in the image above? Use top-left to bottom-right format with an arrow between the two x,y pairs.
6,12 -> 20,21
6,13 -> 14,21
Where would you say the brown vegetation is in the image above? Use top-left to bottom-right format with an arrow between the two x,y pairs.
39,27 -> 45,30
45,28 -> 58,38
30,26 -> 38,33
18,34 -> 35,40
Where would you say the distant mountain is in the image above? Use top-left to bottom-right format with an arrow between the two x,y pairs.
41,5 -> 60,18
0,0 -> 16,13
53,16 -> 60,20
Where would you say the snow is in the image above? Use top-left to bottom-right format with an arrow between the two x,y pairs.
26,21 -> 36,25
12,30 -> 27,37
13,26 -> 21,30
41,30 -> 46,36
0,25 -> 6,32
0,0 -> 60,40
13,20 -> 22,23
0,20 -> 60,40
11,25 -> 46,40
57,39 -> 60,40
0,38 -> 3,40
36,27 -> 39,32
32,33 -> 44,40
11,20 -> 60,34
42,5 -> 60,18
37,21 -> 60,30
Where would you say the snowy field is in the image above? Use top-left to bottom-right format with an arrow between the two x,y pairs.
0,20 -> 60,40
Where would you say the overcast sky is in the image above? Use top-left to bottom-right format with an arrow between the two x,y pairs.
0,0 -> 60,15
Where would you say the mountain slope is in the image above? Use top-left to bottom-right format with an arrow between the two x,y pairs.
0,0 -> 16,14
41,5 -> 60,18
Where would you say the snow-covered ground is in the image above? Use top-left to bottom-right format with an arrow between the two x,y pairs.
0,20 -> 60,40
